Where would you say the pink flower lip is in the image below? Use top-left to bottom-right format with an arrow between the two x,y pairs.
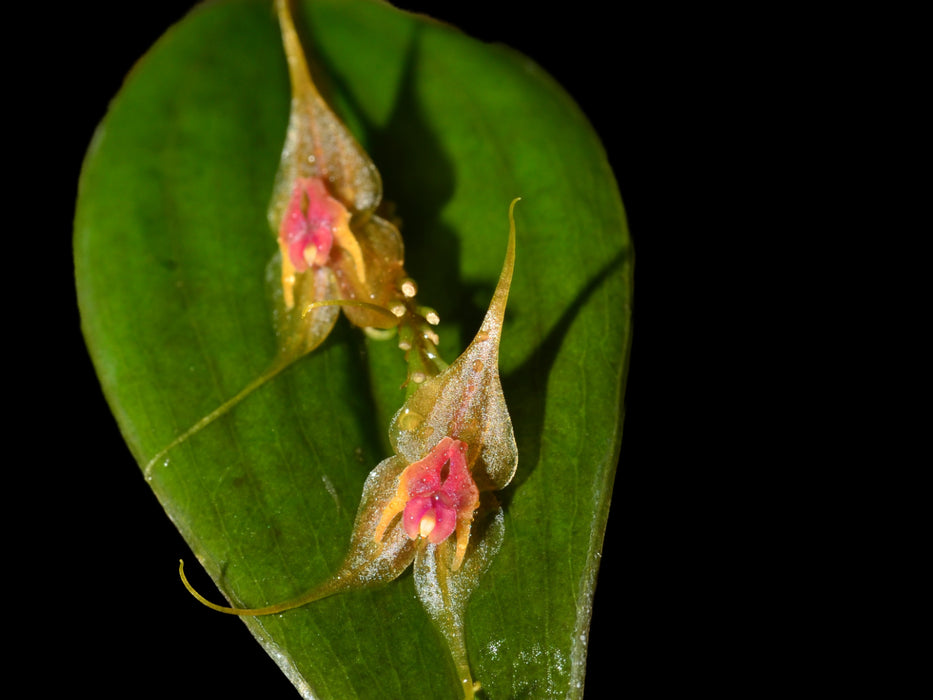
281,177 -> 339,271
374,437 -> 480,565
403,493 -> 458,543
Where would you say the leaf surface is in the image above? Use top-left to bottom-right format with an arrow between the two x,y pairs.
75,1 -> 633,697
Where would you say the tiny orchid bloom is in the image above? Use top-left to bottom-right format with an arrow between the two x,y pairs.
374,436 -> 479,570
267,0 -> 389,345
181,200 -> 521,700
143,0 -> 444,473
268,0 -> 441,373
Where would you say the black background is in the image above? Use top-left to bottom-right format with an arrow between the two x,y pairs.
49,0 -> 705,696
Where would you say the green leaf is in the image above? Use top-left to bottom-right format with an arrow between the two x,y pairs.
75,0 -> 632,697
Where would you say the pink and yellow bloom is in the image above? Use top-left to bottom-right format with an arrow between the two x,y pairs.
267,0 -> 439,374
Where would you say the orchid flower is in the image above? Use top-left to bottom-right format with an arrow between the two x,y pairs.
267,0 -> 441,369
145,0 -> 444,473
181,199 -> 520,699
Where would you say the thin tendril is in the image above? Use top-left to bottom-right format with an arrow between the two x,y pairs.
143,358 -> 290,477
178,560 -> 329,617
